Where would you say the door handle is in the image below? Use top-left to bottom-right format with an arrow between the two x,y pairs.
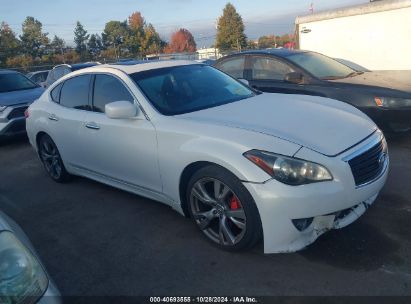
48,114 -> 59,121
85,122 -> 100,130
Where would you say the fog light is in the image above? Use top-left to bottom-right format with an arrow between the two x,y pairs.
292,218 -> 314,231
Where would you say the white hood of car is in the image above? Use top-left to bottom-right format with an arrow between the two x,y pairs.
179,93 -> 377,156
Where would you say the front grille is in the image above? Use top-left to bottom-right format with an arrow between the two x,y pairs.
348,140 -> 386,186
7,106 -> 28,120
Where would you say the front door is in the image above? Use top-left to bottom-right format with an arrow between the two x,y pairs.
79,73 -> 162,193
247,55 -> 324,97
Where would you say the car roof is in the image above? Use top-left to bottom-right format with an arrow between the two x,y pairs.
70,62 -> 100,71
0,69 -> 20,75
100,60 -> 199,74
228,48 -> 309,58
53,62 -> 99,70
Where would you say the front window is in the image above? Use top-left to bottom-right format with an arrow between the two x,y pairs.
0,73 -> 38,93
92,75 -> 134,113
130,65 -> 255,116
286,52 -> 355,80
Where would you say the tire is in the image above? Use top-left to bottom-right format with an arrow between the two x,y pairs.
38,134 -> 71,183
186,164 -> 262,251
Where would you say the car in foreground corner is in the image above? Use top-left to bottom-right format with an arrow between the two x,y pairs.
26,61 -> 388,253
0,70 -> 44,139
0,210 -> 60,303
214,49 -> 411,132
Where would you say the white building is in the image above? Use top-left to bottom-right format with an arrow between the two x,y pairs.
295,0 -> 411,70
197,48 -> 221,60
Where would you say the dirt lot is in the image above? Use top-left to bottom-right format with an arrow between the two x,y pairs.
0,135 -> 410,297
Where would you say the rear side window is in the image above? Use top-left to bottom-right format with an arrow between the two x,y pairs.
251,56 -> 294,81
60,75 -> 91,110
215,57 -> 245,79
51,83 -> 63,103
92,74 -> 134,113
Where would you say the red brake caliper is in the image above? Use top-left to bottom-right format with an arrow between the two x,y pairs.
230,195 -> 240,210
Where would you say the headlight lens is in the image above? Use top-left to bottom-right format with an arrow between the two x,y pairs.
0,106 -> 7,112
244,150 -> 333,185
374,97 -> 411,108
0,231 -> 48,303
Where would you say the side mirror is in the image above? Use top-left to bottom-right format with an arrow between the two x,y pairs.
238,78 -> 249,86
105,101 -> 138,119
284,72 -> 304,84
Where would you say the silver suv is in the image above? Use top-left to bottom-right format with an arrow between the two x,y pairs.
45,62 -> 100,87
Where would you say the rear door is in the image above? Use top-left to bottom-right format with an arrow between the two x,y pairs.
79,73 -> 162,193
47,74 -> 92,168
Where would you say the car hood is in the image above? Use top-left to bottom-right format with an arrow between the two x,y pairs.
0,87 -> 44,106
179,93 -> 377,156
329,71 -> 411,93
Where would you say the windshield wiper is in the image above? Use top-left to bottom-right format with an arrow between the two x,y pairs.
321,71 -> 364,80
345,71 -> 364,78
321,75 -> 346,80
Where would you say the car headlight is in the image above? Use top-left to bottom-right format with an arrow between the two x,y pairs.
374,97 -> 411,108
0,231 -> 48,303
244,150 -> 333,185
0,106 -> 7,112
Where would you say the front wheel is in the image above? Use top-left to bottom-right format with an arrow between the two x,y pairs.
187,165 -> 262,251
38,134 -> 71,183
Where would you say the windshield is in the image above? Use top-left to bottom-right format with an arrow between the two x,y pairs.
0,73 -> 39,93
287,52 -> 356,80
131,65 -> 255,115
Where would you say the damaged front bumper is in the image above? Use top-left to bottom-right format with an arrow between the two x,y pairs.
243,132 -> 389,254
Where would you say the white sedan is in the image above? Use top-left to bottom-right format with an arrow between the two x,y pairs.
26,60 -> 389,253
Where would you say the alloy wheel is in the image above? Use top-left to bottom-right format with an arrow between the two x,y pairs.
190,177 -> 247,246
39,138 -> 63,180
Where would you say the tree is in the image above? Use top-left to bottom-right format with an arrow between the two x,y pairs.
128,12 -> 145,32
165,28 -> 196,53
74,21 -> 89,58
6,55 -> 33,71
258,35 -> 276,49
0,22 -> 20,66
20,16 -> 49,58
87,34 -> 103,58
215,3 -> 247,52
102,21 -> 129,58
126,11 -> 164,57
50,35 -> 65,54
141,24 -> 165,55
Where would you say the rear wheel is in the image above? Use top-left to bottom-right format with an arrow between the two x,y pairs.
38,134 -> 71,183
187,165 -> 262,251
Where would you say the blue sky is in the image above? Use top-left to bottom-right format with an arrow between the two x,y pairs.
1,0 -> 366,47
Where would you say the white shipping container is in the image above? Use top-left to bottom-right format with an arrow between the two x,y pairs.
295,0 -> 411,71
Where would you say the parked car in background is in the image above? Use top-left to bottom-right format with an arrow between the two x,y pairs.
26,70 -> 50,88
0,210 -> 60,303
26,61 -> 388,253
0,70 -> 44,139
195,59 -> 216,65
45,62 -> 100,87
214,49 -> 411,132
